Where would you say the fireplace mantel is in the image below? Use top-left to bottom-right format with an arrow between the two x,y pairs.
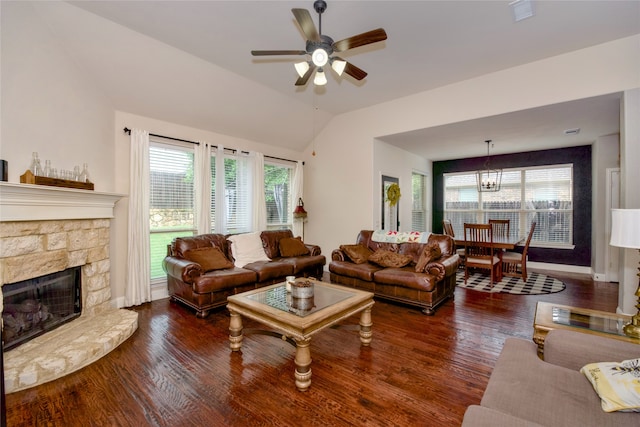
0,182 -> 125,222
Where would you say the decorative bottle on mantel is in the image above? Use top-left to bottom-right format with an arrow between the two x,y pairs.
79,163 -> 90,183
30,152 -> 42,176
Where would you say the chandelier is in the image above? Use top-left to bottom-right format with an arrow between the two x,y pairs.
476,140 -> 502,192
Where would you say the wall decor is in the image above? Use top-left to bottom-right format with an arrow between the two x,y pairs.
381,175 -> 399,231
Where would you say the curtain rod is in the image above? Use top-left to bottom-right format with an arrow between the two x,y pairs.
123,128 -> 302,165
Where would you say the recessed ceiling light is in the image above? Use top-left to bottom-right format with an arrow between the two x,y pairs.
564,128 -> 580,135
510,0 -> 535,22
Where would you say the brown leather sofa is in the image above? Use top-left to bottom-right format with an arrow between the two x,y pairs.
163,230 -> 325,317
329,230 -> 459,315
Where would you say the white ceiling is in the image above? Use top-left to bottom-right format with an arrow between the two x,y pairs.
62,0 -> 639,159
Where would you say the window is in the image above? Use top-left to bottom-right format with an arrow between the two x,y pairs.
264,161 -> 294,230
149,141 -> 196,280
443,164 -> 573,247
412,172 -> 427,232
210,151 -> 252,234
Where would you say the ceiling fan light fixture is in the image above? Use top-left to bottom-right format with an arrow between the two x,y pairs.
311,48 -> 328,67
331,58 -> 346,76
294,61 -> 310,78
314,68 -> 327,86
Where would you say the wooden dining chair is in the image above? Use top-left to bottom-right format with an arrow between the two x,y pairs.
488,219 -> 510,239
502,221 -> 536,282
463,223 -> 502,285
443,219 -> 465,265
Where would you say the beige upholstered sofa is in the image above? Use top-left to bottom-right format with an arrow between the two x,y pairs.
462,329 -> 640,426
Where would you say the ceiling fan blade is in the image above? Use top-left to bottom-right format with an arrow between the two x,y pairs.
251,50 -> 306,56
295,64 -> 316,86
332,28 -> 388,52
343,61 -> 368,81
292,8 -> 320,42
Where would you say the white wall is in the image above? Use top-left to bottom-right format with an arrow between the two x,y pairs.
592,134 -> 620,280
304,36 -> 640,313
618,89 -> 640,314
0,2 -> 115,191
372,139 -> 431,231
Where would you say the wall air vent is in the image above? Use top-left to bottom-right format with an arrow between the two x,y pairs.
510,0 -> 535,22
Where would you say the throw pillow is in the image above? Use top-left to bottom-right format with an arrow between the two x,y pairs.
279,237 -> 310,257
184,246 -> 234,272
415,243 -> 442,273
368,249 -> 413,268
340,244 -> 373,264
227,232 -> 270,268
580,358 -> 640,412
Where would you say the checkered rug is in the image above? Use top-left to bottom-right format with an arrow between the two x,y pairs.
456,270 -> 565,295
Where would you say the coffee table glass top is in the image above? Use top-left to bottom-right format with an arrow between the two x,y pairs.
551,306 -> 628,337
246,282 -> 355,317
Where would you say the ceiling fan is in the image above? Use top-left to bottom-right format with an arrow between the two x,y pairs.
251,0 -> 387,86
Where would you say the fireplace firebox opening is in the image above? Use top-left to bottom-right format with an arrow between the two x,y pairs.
2,266 -> 82,351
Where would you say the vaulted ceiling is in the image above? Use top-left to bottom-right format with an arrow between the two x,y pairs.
56,1 -> 640,158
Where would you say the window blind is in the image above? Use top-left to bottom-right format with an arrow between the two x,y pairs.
149,142 -> 196,279
411,172 -> 427,232
443,164 -> 573,247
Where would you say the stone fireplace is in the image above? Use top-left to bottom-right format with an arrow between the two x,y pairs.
0,182 -> 138,393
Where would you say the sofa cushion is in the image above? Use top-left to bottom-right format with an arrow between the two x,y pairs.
373,267 -> 438,291
398,242 -> 425,265
580,358 -> 640,412
340,244 -> 373,264
368,249 -> 413,268
184,246 -> 234,272
415,243 -> 442,272
461,405 -> 545,427
279,237 -> 311,257
280,255 -> 326,275
242,260 -> 293,282
260,229 -> 293,259
329,260 -> 382,282
481,338 -> 638,427
173,234 -> 230,259
192,268 -> 257,294
228,232 -> 270,267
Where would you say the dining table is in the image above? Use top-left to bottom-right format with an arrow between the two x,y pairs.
454,235 -> 525,250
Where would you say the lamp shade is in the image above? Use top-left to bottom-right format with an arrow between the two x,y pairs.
610,209 -> 640,249
294,61 -> 310,78
313,68 -> 327,86
331,59 -> 346,76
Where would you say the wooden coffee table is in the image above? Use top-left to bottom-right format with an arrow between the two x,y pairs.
226,279 -> 374,391
533,301 -> 639,355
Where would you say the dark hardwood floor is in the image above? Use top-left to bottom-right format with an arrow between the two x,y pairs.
6,270 -> 619,427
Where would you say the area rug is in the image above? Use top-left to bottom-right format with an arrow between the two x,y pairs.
456,270 -> 565,295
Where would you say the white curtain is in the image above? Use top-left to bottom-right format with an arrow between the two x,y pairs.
195,142 -> 211,234
292,161 -> 304,238
126,129 -> 151,307
252,152 -> 267,231
213,145 -> 226,233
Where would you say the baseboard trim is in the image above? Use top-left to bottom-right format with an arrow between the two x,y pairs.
528,261 -> 592,275
111,283 -> 168,309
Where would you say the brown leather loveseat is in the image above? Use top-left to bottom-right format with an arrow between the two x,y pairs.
329,230 -> 459,315
163,230 -> 325,317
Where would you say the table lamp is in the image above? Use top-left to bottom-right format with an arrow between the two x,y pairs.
610,209 -> 640,338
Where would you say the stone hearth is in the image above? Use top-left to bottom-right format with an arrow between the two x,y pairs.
0,183 -> 137,393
